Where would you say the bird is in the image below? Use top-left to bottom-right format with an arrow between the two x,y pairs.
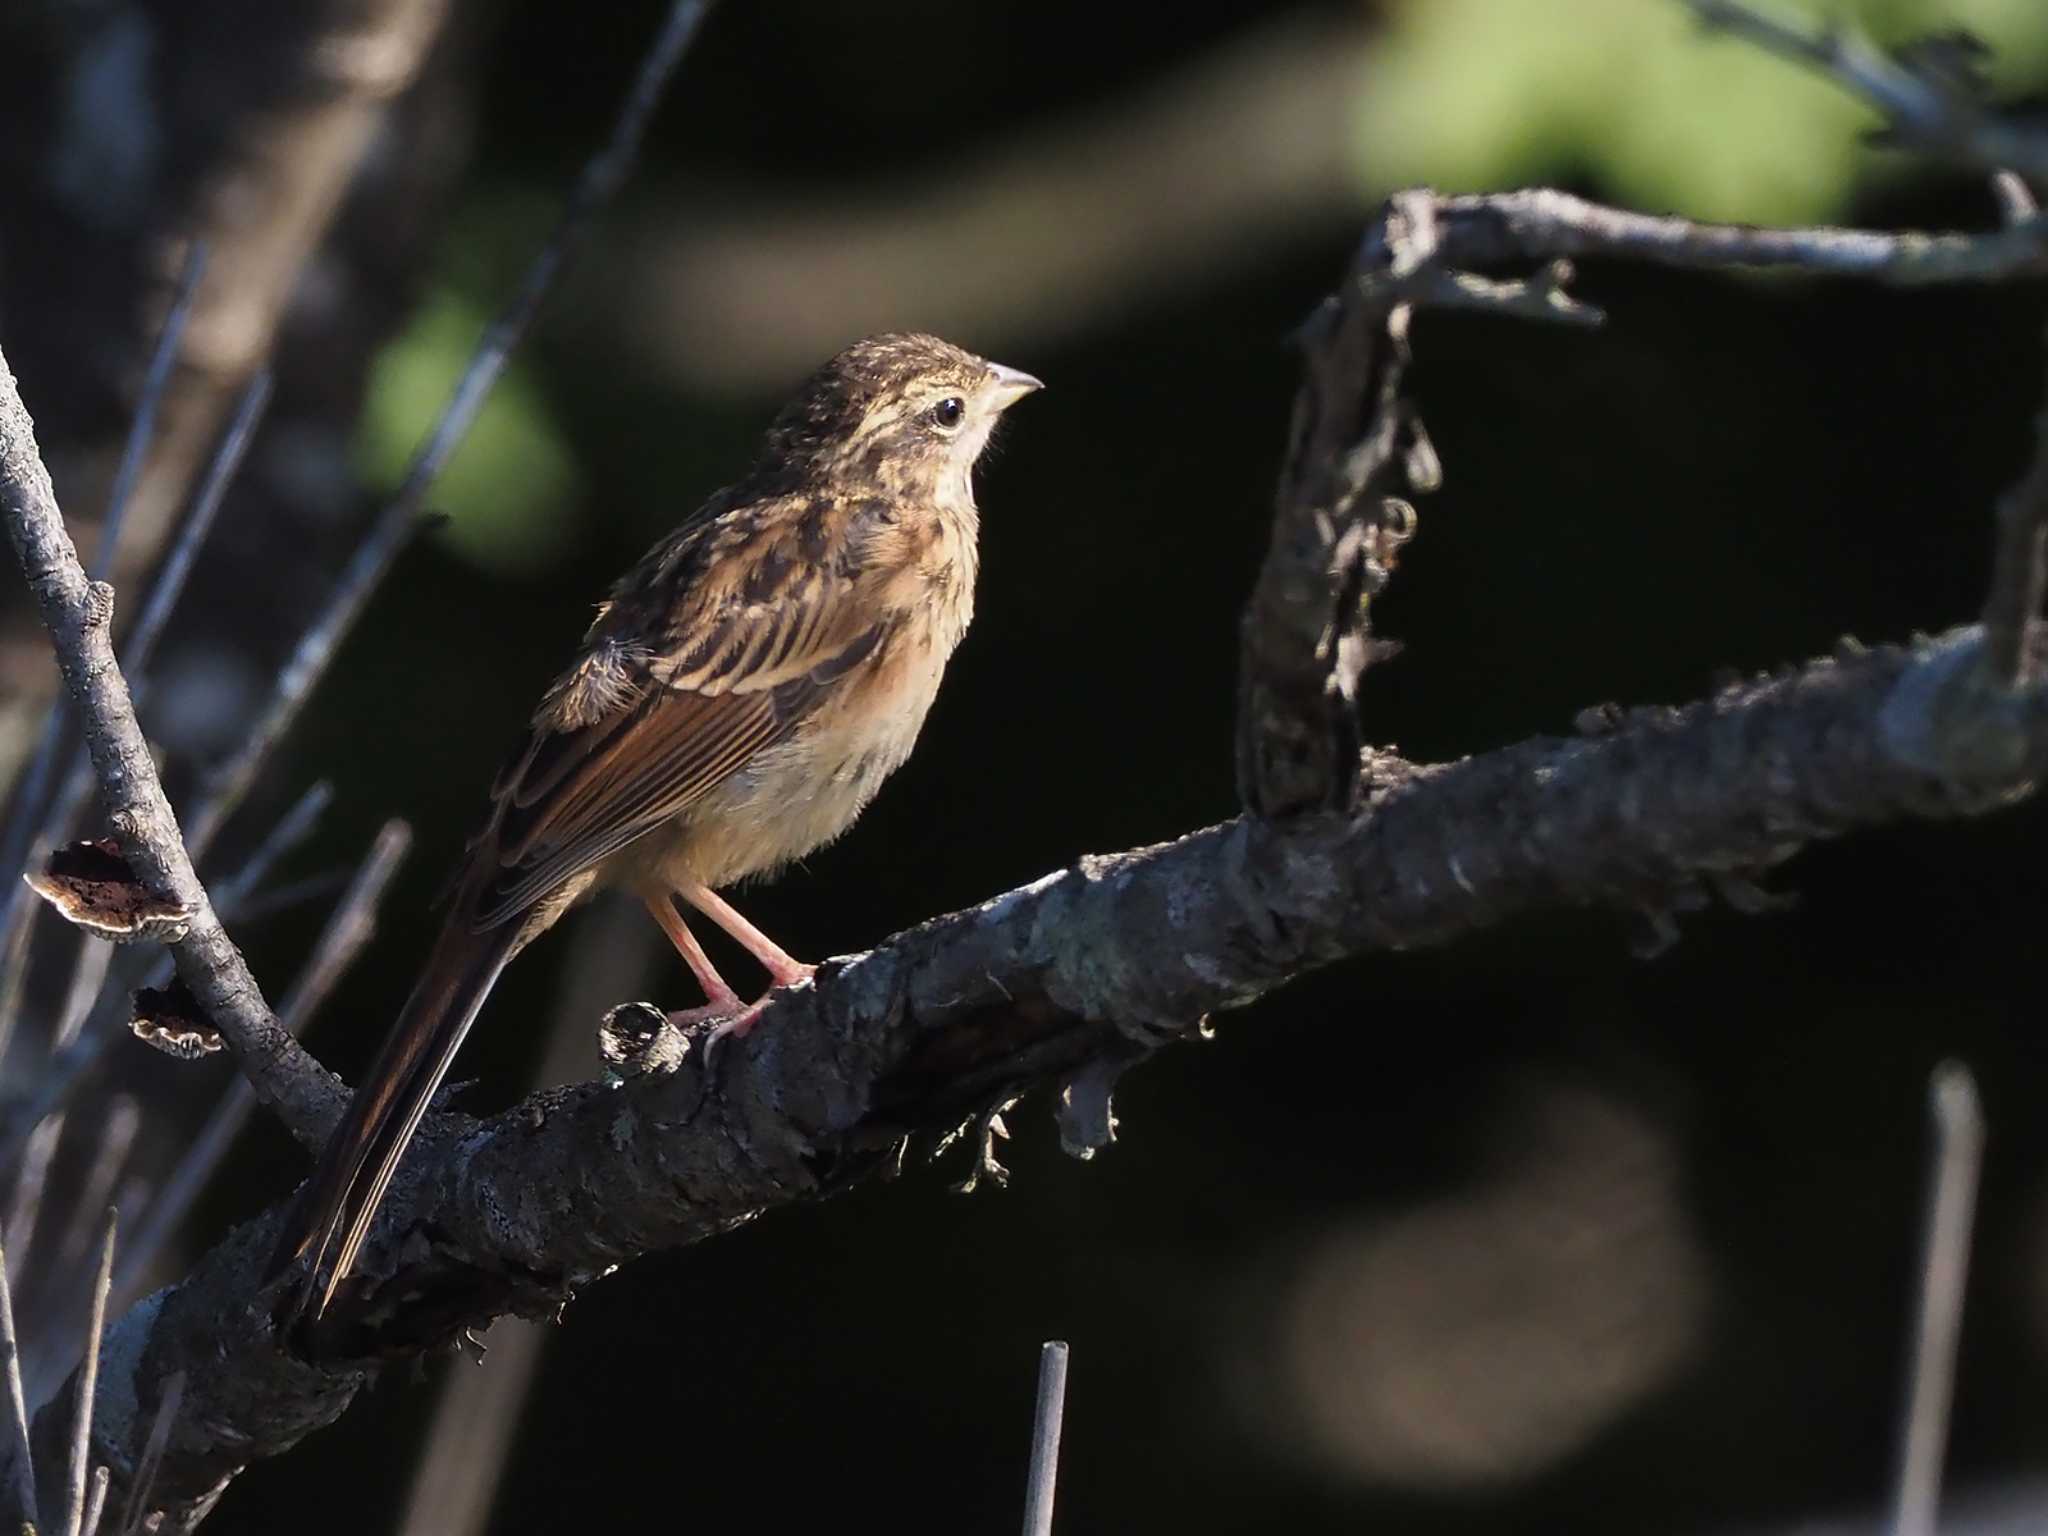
268,332 -> 1041,1321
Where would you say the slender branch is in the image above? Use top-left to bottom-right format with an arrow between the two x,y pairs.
1682,0 -> 2048,184
1022,1342 -> 1070,1536
0,1235 -> 33,1520
91,248 -> 209,591
0,781 -> 334,1178
182,505 -> 427,862
1890,1063 -> 1985,1536
0,248 -> 212,1057
1428,187 -> 2048,283
0,346 -> 344,1143
113,822 -> 411,1308
184,0 -> 713,863
79,1465 -> 108,1536
117,1372 -> 183,1536
120,369 -> 275,686
60,1210 -> 114,1536
396,0 -> 712,505
1980,375 -> 2048,687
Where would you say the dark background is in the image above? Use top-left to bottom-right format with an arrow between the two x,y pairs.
19,1 -> 2048,1531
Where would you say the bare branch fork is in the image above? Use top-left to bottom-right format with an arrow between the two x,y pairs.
2,3 -> 2047,1530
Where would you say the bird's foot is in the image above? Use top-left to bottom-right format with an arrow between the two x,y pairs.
761,957 -> 816,990
665,992 -> 767,1068
663,1000 -> 746,1031
669,971 -> 815,1071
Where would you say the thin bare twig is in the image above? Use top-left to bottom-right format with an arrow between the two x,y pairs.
79,1464 -> 108,1536
0,1234 -> 34,1521
0,343 -> 346,1145
63,1209 -> 114,1536
180,503 -> 423,861
114,821 -> 411,1305
401,0 -> 713,504
1675,5 -> 2048,694
276,821 -> 412,1028
0,245 -> 211,1061
1681,0 -> 2048,184
1022,1341 -> 1070,1536
121,367 -> 275,685
11,1101 -> 137,1400
190,2 -> 712,859
200,779 -> 336,915
5,1120 -> 60,1278
53,937 -> 116,1054
1891,1063 -> 1985,1536
93,247 -> 210,587
1979,394 -> 2048,687
1430,187 -> 2048,285
1991,171 -> 2039,226
0,780 -> 333,1179
47,1100 -> 138,1289
116,1370 -> 183,1536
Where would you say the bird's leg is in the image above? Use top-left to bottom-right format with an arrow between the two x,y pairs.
642,893 -> 744,1023
677,882 -> 816,989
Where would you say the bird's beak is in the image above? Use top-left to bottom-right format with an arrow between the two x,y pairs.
987,363 -> 1044,411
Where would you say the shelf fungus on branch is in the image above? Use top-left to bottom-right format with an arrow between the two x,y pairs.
24,837 -> 194,943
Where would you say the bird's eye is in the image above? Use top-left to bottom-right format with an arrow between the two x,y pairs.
929,397 -> 965,431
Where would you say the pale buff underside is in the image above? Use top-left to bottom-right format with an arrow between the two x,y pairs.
600,613 -> 958,894
596,495 -> 975,910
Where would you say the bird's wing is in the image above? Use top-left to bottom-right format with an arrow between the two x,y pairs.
466,494 -> 885,928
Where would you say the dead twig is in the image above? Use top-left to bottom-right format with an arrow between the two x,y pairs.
113,822 -> 411,1306
60,1209 -> 114,1536
1890,1063 -> 1985,1536
1682,0 -> 2048,183
1021,1341 -> 1070,1536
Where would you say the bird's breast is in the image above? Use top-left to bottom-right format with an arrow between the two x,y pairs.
655,607 -> 964,890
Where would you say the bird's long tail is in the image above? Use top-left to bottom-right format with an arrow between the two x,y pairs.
267,905 -> 525,1321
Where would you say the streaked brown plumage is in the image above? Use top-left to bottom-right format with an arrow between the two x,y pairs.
270,333 -> 1041,1321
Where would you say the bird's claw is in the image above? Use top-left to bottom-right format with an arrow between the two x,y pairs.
666,998 -> 767,1075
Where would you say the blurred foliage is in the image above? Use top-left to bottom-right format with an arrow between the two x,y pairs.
370,0 -> 2048,578
353,284 -> 581,577
1360,0 -> 2048,221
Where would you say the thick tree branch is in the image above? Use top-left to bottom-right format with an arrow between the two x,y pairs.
35,614 -> 2048,1529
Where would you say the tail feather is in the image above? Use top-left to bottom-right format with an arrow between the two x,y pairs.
268,909 -> 524,1320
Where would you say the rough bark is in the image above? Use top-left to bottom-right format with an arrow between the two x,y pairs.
20,619 -> 2048,1531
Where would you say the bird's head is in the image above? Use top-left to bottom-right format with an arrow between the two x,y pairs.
755,332 -> 1041,505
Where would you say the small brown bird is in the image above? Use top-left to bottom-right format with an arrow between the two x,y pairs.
270,332 -> 1041,1319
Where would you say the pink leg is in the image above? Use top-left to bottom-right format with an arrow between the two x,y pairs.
642,893 -> 743,1019
678,882 -> 815,989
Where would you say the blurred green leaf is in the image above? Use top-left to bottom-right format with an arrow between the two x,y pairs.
1356,0 -> 2048,222
355,287 -> 581,578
